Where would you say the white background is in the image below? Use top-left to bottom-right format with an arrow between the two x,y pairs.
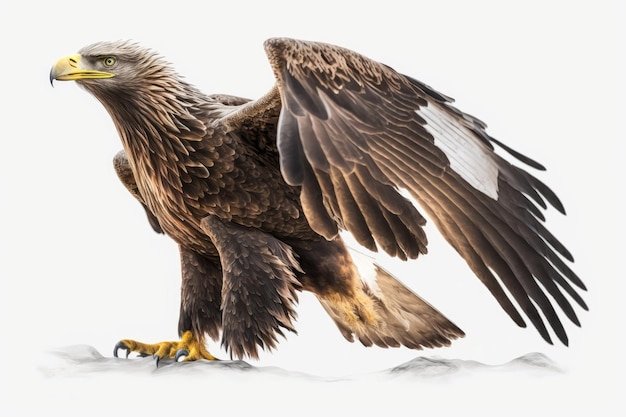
0,1 -> 621,415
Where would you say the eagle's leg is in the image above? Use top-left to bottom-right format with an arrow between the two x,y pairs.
200,216 -> 302,360
114,247 -> 224,364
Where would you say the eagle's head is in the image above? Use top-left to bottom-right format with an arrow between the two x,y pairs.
50,41 -> 178,98
49,40 -> 207,142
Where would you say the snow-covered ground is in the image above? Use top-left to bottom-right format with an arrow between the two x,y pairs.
27,345 -> 583,417
0,1 -> 621,416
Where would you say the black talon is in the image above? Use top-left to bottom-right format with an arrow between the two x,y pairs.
154,354 -> 161,368
113,341 -> 130,358
175,349 -> 189,362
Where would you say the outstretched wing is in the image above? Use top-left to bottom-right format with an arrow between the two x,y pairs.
223,38 -> 587,345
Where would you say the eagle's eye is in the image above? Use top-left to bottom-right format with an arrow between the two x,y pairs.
102,57 -> 116,67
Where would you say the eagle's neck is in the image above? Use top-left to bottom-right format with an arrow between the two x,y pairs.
100,78 -> 206,149
90,76 -> 230,217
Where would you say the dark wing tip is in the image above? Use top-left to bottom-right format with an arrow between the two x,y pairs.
490,137 -> 547,171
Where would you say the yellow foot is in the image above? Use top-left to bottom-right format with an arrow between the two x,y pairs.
113,330 -> 219,365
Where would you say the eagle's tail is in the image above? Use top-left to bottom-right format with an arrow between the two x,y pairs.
317,257 -> 465,350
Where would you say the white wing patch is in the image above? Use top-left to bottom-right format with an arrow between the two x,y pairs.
418,103 -> 500,199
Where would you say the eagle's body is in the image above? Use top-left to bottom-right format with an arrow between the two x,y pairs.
50,38 -> 586,361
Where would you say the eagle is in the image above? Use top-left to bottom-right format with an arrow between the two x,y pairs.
50,38 -> 587,363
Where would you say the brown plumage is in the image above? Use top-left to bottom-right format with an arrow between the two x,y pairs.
50,38 -> 586,361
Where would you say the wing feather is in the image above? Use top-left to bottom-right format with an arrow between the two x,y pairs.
299,161 -> 338,240
331,168 -> 376,251
252,37 -> 586,343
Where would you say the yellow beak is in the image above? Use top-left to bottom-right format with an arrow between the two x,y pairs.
49,54 -> 115,85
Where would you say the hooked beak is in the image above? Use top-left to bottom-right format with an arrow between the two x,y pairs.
50,54 -> 115,86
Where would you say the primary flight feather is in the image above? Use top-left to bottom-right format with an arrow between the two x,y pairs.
50,38 -> 586,362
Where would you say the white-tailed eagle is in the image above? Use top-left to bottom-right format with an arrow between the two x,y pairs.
49,38 -> 586,362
